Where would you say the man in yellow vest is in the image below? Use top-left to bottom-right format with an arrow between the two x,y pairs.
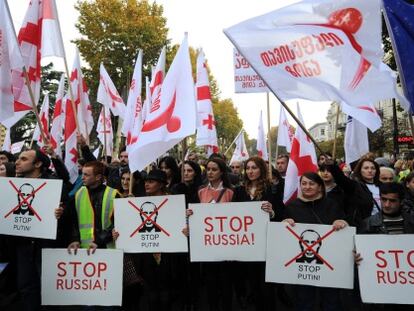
67,161 -> 120,255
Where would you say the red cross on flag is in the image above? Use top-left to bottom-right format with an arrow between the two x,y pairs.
97,63 -> 126,118
32,93 -> 50,146
64,94 -> 78,183
50,74 -> 65,158
256,110 -> 268,161
195,49 -> 219,153
97,106 -> 113,157
283,104 -> 318,204
2,0 -> 65,128
129,34 -> 196,172
70,49 -> 93,137
224,0 -> 408,130
122,50 -> 143,150
277,106 -> 294,153
0,0 -> 24,123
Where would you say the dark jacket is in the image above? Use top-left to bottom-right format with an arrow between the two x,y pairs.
360,205 -> 414,234
328,163 -> 374,230
232,184 -> 285,221
285,196 -> 345,225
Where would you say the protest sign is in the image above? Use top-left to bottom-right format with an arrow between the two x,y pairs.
114,194 -> 188,253
41,249 -> 123,306
355,234 -> 414,304
189,202 -> 269,261
0,177 -> 62,239
266,222 -> 355,289
234,49 -> 268,93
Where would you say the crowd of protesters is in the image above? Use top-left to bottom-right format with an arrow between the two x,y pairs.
0,135 -> 414,311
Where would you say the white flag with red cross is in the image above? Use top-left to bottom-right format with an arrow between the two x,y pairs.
97,106 -> 113,157
149,47 -> 166,111
122,50 -> 143,149
70,49 -> 93,137
195,49 -> 219,153
32,94 -> 50,146
224,0 -> 408,129
277,106 -> 294,153
283,104 -> 318,204
256,110 -> 268,160
0,0 -> 24,123
97,63 -> 126,118
129,34 -> 196,172
2,0 -> 65,128
64,95 -> 78,183
50,74 -> 65,157
230,130 -> 249,163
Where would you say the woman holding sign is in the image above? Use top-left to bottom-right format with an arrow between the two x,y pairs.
187,157 -> 234,311
232,156 -> 284,310
283,172 -> 348,311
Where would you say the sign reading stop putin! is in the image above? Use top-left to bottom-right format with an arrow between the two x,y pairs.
41,249 -> 123,306
266,222 -> 355,289
0,177 -> 62,239
114,195 -> 188,253
355,235 -> 414,305
189,202 -> 269,262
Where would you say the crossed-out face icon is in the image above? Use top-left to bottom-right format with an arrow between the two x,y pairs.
14,183 -> 35,216
139,202 -> 161,233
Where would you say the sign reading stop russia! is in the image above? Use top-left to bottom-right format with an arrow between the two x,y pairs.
189,202 -> 269,262
41,249 -> 123,306
355,234 -> 414,305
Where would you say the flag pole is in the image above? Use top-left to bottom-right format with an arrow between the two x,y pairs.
225,37 -> 324,155
181,138 -> 187,182
266,92 -> 272,178
102,108 -> 108,164
128,171 -> 134,196
332,102 -> 340,159
224,128 -> 243,156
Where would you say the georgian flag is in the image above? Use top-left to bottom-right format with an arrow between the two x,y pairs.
277,105 -> 294,152
50,74 -> 65,157
230,129 -> 249,164
32,93 -> 50,146
97,106 -> 113,157
256,110 -> 268,160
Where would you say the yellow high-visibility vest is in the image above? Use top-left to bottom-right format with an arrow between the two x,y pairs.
75,186 -> 118,248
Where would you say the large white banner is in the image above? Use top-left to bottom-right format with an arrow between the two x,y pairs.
266,222 -> 355,289
0,177 -> 62,239
189,202 -> 269,262
234,49 -> 268,93
355,234 -> 414,305
114,194 -> 188,253
41,249 -> 123,306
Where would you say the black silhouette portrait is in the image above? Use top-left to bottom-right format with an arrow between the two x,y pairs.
139,201 -> 160,233
13,183 -> 35,216
296,229 -> 323,264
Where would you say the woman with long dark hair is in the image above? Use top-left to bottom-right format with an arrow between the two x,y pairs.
159,156 -> 181,191
232,156 -> 283,310
283,172 -> 348,311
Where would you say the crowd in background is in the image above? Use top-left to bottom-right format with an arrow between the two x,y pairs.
0,135 -> 414,311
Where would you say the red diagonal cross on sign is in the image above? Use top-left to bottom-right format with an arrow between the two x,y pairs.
284,225 -> 335,271
128,198 -> 170,238
4,180 -> 47,221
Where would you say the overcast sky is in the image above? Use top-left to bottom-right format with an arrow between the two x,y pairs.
8,0 -> 331,138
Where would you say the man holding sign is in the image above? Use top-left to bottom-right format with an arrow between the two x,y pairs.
356,182 -> 414,306
11,149 -> 65,311
67,161 -> 120,254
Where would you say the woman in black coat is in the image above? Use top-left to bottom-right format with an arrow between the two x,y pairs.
284,172 -> 348,311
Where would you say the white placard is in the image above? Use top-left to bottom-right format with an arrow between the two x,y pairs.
114,194 -> 188,253
0,177 -> 62,239
266,222 -> 355,289
355,234 -> 414,305
189,202 -> 269,262
41,249 -> 123,306
234,48 -> 268,93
